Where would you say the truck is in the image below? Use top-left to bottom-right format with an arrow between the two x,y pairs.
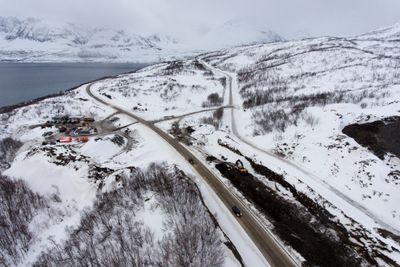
236,160 -> 248,175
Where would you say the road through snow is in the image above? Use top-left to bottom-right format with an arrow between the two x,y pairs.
85,82 -> 299,267
199,59 -> 400,237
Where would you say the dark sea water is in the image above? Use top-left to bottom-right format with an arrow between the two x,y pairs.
0,62 -> 149,108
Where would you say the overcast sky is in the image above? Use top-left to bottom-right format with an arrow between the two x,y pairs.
1,0 -> 400,39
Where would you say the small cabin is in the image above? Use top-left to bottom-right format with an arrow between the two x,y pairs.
59,136 -> 72,143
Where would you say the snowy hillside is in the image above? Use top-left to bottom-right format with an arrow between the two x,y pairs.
0,86 -> 247,266
200,24 -> 400,264
89,25 -> 400,264
0,16 -> 284,63
1,22 -> 400,266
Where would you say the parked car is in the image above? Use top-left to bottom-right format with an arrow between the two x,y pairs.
58,126 -> 67,133
232,206 -> 242,217
42,141 -> 56,146
69,118 -> 80,124
89,127 -> 98,134
78,130 -> 91,136
42,131 -> 53,137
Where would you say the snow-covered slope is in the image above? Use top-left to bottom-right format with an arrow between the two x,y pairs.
356,21 -> 400,41
86,25 -> 400,264
202,26 -> 400,226
199,23 -> 400,262
0,86 -> 246,266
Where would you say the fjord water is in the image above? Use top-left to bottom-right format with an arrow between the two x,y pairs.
0,62 -> 149,108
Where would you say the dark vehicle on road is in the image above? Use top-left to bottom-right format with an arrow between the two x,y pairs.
232,206 -> 242,217
188,158 -> 195,165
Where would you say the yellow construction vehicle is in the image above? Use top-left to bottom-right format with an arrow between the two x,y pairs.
236,160 -> 248,175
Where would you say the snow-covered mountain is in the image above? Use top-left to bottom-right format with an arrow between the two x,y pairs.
191,18 -> 284,50
0,16 -> 284,62
0,16 -> 190,62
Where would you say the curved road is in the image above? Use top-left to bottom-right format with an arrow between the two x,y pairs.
151,105 -> 234,124
86,83 -> 298,267
199,59 -> 400,237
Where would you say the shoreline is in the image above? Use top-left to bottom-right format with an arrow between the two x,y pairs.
0,63 -> 154,114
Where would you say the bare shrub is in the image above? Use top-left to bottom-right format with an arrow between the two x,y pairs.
202,93 -> 223,107
301,112 -> 319,127
240,70 -> 288,109
0,137 -> 23,171
219,77 -> 226,87
161,61 -> 184,75
201,116 -> 219,130
213,108 -> 224,121
0,175 -> 48,266
252,107 -> 319,134
35,164 -> 225,267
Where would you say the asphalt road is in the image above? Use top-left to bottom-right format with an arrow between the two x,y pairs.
151,105 -> 234,123
200,59 -> 400,237
86,83 -> 298,267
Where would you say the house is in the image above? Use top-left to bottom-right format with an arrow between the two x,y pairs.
78,136 -> 89,142
59,136 -> 72,143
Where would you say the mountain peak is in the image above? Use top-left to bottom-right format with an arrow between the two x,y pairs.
185,18 -> 284,50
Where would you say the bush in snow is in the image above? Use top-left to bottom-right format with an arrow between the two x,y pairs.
202,93 -> 223,107
252,106 -> 319,134
35,163 -> 225,267
0,137 -> 23,171
0,175 -> 48,266
200,109 -> 223,130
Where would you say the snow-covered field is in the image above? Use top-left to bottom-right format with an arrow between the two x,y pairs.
92,60 -> 226,120
1,21 -> 400,266
202,25 -> 400,233
0,83 -> 256,266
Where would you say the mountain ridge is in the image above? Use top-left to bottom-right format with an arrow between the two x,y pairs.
0,16 -> 284,62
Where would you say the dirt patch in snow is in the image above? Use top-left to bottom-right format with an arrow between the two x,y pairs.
214,161 -> 368,267
343,116 -> 400,159
212,140 -> 397,266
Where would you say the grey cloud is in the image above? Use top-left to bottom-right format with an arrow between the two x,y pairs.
1,0 -> 399,39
